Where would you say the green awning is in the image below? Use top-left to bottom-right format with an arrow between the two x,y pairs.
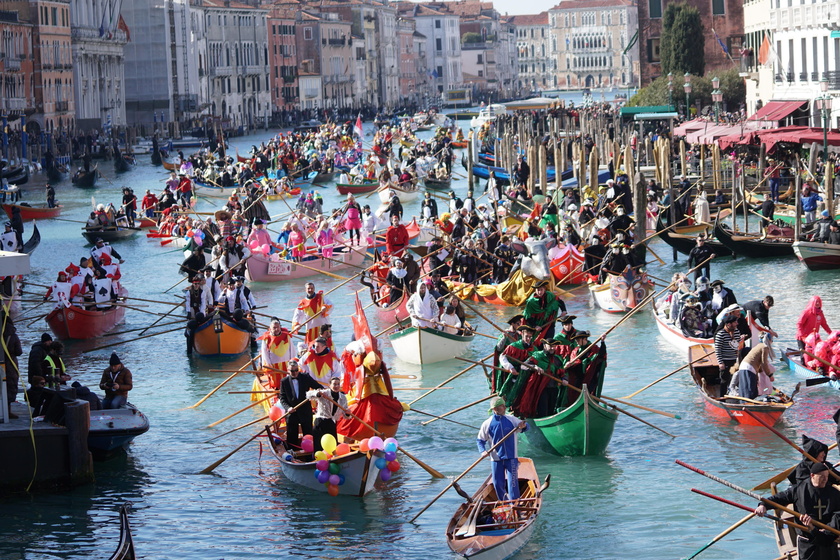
620,105 -> 673,116
633,112 -> 679,120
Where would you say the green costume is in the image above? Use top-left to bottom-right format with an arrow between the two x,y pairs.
497,339 -> 536,406
523,291 -> 563,331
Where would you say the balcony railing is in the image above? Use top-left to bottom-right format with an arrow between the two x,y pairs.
2,98 -> 26,111
209,66 -> 233,77
4,57 -> 21,71
55,100 -> 69,112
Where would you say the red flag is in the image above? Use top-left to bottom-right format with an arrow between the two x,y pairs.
758,33 -> 771,66
118,15 -> 131,42
353,114 -> 363,139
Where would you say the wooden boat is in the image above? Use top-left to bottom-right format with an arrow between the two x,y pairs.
266,425 -> 387,497
89,404 -> 150,455
388,325 -> 474,364
523,384 -> 617,456
161,159 -> 178,172
72,168 -> 98,187
424,176 -> 452,190
114,154 -> 134,173
651,300 -> 713,352
191,313 -> 251,357
687,344 -> 795,426
82,227 -> 139,244
22,224 -> 40,254
45,163 -> 66,182
383,181 -> 421,203
713,219 -> 794,258
193,180 -> 239,196
3,202 -> 62,221
656,214 -> 732,257
264,187 -> 302,201
245,244 -> 367,282
589,266 -> 652,313
784,347 -> 840,390
336,180 -> 378,195
5,165 -> 29,185
793,240 -> 840,270
446,458 -> 549,560
450,140 -> 467,149
150,137 -> 163,166
137,217 -> 157,229
313,170 -> 335,184
108,504 -> 136,560
549,244 -> 585,285
45,294 -> 127,339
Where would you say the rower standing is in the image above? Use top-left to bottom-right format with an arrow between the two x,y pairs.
307,376 -> 351,453
257,318 -> 295,388
278,359 -> 322,451
291,282 -> 333,344
477,397 -> 528,502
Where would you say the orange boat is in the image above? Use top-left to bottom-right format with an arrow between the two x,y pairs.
192,313 -> 252,357
687,344 -> 796,427
2,203 -> 62,221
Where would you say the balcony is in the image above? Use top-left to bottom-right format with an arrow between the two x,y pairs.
4,56 -> 21,71
2,98 -> 26,111
241,65 -> 264,75
55,100 -> 69,112
209,66 -> 233,77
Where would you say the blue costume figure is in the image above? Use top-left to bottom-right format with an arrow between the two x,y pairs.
476,397 -> 528,501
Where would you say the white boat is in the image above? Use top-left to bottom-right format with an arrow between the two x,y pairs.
589,267 -> 653,313
389,325 -> 474,364
245,243 -> 368,282
793,241 -> 840,271
266,429 -> 386,497
652,303 -> 712,352
378,182 -> 422,204
470,104 -> 507,129
446,457 -> 548,560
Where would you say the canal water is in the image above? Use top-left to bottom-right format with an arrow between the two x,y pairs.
0,121 -> 838,560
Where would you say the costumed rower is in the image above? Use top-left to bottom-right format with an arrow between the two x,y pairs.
278,359 -> 322,451
498,324 -> 538,409
477,396 -> 528,501
291,282 -> 333,344
523,280 -> 565,339
384,215 -> 409,257
407,282 -> 438,328
518,337 -> 567,418
492,314 -> 524,392
300,336 -> 340,385
257,318 -> 295,388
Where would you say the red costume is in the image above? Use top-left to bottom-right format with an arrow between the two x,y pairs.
384,223 -> 409,257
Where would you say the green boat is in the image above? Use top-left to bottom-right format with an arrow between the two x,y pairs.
522,384 -> 618,456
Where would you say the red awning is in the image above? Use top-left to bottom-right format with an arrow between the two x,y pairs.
747,100 -> 808,123
716,126 -> 840,153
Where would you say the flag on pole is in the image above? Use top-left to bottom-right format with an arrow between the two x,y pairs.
353,114 -> 363,138
622,29 -> 639,56
758,33 -> 771,65
712,28 -> 729,55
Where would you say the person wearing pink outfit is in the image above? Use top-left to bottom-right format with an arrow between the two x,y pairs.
289,224 -> 306,261
247,219 -> 273,254
796,295 -> 832,350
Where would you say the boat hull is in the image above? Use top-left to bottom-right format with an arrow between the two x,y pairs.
245,245 -> 367,283
82,228 -> 138,244
45,301 -> 126,340
336,181 -> 378,195
88,406 -> 150,454
793,241 -> 840,270
524,388 -> 617,456
549,244 -> 585,284
589,268 -> 653,313
2,203 -> 62,221
785,348 -> 840,390
652,306 -> 713,352
388,326 -> 473,364
192,315 -> 251,357
713,221 -> 794,258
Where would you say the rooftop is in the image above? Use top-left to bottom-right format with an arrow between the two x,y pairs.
508,12 -> 548,26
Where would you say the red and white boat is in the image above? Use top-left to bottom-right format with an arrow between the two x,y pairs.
549,243 -> 585,284
652,299 -> 713,352
793,241 -> 840,271
45,291 -> 127,340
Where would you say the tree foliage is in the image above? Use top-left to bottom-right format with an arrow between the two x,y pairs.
627,69 -> 746,113
660,3 -> 705,77
461,32 -> 482,44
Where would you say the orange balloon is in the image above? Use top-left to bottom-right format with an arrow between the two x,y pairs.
327,484 -> 339,497
268,405 -> 284,422
359,438 -> 370,452
335,443 -> 351,456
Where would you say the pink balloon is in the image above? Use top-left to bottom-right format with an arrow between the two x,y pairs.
316,460 -> 329,472
369,436 -> 384,451
301,439 -> 314,453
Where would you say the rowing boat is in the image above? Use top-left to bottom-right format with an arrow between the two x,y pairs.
245,243 -> 367,282
2,203 -> 62,221
89,404 -> 150,457
651,300 -> 713,352
82,227 -> 138,244
45,290 -> 127,339
388,326 -> 474,364
713,218 -> 795,259
687,344 -> 794,426
191,313 -> 251,357
266,425 -> 387,497
793,240 -> 840,270
337,180 -> 378,195
784,347 -> 840,390
656,214 -> 732,257
589,266 -> 653,313
523,383 -> 617,456
424,176 -> 452,190
446,458 -> 548,560
107,504 -> 136,560
549,244 -> 585,284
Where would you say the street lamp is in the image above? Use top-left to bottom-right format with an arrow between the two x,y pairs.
667,72 -> 673,108
815,77 -> 832,190
711,76 -> 722,123
683,73 -> 692,119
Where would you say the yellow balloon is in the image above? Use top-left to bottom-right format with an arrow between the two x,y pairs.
321,434 -> 337,454
314,451 -> 328,462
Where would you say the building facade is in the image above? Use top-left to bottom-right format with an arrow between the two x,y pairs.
198,0 -> 271,129
0,9 -> 33,123
266,0 -> 299,114
549,0 -> 639,90
509,13 -> 550,94
395,3 -> 462,97
637,0 -> 744,85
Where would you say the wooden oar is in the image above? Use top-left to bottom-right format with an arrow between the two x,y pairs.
690,489 -> 807,533
408,351 -> 494,406
410,426 -> 520,523
205,414 -> 269,443
138,299 -> 185,335
752,442 -> 839,490
621,349 -> 715,399
319,394 -> 444,479
101,319 -> 186,338
743,409 -> 840,482
206,395 -> 273,429
408,408 -> 480,430
199,400 -> 308,474
187,356 -> 257,409
273,256 -> 350,281
81,324 -> 184,353
456,297 -> 506,335
680,512 -> 757,560
456,498 -> 484,537
420,393 -> 497,426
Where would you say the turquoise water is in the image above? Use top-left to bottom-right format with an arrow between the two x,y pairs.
0,125 -> 838,560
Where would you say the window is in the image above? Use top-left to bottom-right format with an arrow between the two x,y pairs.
436,38 -> 442,51
647,38 -> 661,62
477,54 -> 483,64
478,70 -> 483,77
436,65 -> 443,77
304,27 -> 312,40
649,0 -> 662,18
435,20 -> 441,29
712,0 -> 725,15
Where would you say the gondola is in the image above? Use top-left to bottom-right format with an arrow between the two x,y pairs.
446,458 -> 549,560
150,136 -> 163,166
5,165 -> 29,186
687,343 -> 796,426
655,214 -> 732,257
45,162 -> 66,182
651,298 -> 713,352
108,504 -> 136,560
424,176 -> 452,190
114,153 -> 135,174
72,167 -> 98,188
312,170 -> 335,184
712,216 -> 794,258
22,224 -> 41,254
389,325 -> 474,364
82,226 -> 138,244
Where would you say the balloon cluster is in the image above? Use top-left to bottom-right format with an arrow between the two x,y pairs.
311,434 -> 353,496
359,436 -> 400,481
